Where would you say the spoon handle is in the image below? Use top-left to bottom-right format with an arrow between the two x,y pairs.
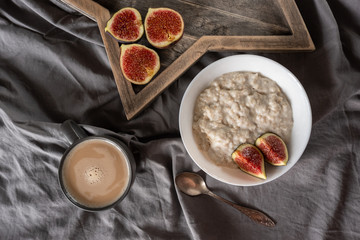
206,191 -> 275,227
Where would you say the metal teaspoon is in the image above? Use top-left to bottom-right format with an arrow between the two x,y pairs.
175,172 -> 276,227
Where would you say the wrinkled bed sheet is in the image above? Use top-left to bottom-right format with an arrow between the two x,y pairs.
0,0 -> 359,239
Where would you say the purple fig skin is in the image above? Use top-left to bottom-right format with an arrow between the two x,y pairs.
231,143 -> 266,180
255,133 -> 289,166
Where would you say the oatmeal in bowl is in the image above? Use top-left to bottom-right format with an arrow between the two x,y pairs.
193,71 -> 293,169
179,54 -> 312,186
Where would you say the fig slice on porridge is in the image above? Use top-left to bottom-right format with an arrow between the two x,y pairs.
255,133 -> 289,166
231,143 -> 266,179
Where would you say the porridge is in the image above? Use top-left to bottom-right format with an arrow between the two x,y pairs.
192,71 -> 293,168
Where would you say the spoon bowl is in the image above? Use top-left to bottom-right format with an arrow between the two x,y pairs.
175,172 -> 208,196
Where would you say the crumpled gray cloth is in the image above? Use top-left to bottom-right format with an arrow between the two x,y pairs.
0,0 -> 359,239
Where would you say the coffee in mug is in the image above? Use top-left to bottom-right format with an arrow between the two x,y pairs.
60,138 -> 131,209
59,120 -> 136,211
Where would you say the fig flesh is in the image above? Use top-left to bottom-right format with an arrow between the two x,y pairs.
144,8 -> 184,49
255,133 -> 289,166
105,8 -> 144,43
120,44 -> 160,85
231,144 -> 266,180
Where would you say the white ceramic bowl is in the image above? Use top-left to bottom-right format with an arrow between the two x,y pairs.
179,54 -> 312,186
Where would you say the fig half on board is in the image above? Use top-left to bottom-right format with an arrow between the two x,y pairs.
231,144 -> 266,180
105,7 -> 144,43
255,133 -> 289,166
144,8 -> 184,49
120,44 -> 160,85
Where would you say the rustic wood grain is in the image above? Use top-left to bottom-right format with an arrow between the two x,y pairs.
60,0 -> 314,120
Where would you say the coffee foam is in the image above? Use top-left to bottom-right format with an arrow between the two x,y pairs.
84,166 -> 104,184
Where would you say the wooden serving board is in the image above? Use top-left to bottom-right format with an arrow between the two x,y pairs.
60,0 -> 314,120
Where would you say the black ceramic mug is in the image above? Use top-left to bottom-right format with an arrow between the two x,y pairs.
58,120 -> 136,211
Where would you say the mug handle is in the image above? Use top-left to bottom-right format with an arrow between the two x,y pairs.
61,120 -> 88,144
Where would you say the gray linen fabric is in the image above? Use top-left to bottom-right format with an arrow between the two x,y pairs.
0,0 -> 359,239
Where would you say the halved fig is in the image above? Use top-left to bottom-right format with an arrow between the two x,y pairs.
231,144 -> 266,180
144,8 -> 184,49
105,8 -> 144,43
120,44 -> 160,85
255,133 -> 289,166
